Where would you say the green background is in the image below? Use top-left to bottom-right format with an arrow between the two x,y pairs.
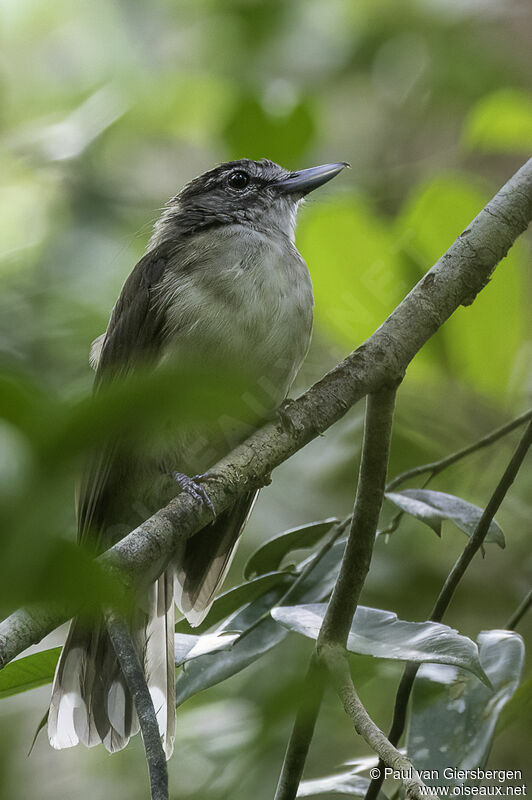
0,0 -> 531,798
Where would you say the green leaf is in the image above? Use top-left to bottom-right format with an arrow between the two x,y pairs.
175,571 -> 289,634
175,585 -> 290,708
175,539 -> 346,707
297,198 -> 402,348
174,632 -> 240,665
406,630 -> 524,787
244,518 -> 339,580
385,489 -> 505,546
223,94 -> 316,166
497,672 -> 532,733
298,754 -> 389,798
394,174 -> 526,396
463,89 -> 532,154
0,647 -> 60,699
271,604 -> 490,685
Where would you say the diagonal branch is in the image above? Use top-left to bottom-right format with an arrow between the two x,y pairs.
506,588 -> 532,631
1,158 -> 531,671
365,418 -> 532,800
317,390 -> 438,800
323,645 -> 438,800
275,388 -> 396,800
386,408 -> 532,491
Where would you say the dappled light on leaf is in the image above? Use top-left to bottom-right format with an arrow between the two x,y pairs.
406,630 -> 525,786
271,604 -> 490,684
0,647 -> 61,700
385,489 -> 505,545
175,539 -> 347,706
244,517 -> 339,579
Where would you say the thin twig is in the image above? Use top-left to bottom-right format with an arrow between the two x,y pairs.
386,409 -> 532,491
505,588 -> 532,631
106,614 -> 168,800
430,419 -> 532,621
365,419 -> 532,800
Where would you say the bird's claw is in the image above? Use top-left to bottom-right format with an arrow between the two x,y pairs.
277,398 -> 298,436
172,471 -> 216,518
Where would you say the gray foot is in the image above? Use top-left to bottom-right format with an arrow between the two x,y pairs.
172,471 -> 216,517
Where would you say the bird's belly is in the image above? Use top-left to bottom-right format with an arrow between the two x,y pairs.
158,275 -> 311,475
153,229 -> 313,478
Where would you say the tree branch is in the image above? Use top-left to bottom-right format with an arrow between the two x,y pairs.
275,389 -> 396,800
315,391 -> 436,800
386,408 -> 532,491
273,656 -> 326,800
322,645 -> 438,800
1,158 -> 531,671
365,418 -> 532,800
318,389 -> 397,650
106,614 -> 169,800
505,588 -> 532,631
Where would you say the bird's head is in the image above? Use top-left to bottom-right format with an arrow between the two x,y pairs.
153,158 -> 348,243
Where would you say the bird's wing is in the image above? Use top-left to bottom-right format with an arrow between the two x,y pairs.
93,244 -> 173,380
77,243 -> 174,549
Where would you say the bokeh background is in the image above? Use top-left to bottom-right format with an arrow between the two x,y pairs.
1,0 -> 531,798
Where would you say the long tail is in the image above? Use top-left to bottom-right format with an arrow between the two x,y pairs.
48,570 -> 175,758
175,491 -> 258,627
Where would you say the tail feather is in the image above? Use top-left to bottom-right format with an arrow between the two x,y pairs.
48,570 -> 175,758
144,569 -> 175,757
175,491 -> 258,627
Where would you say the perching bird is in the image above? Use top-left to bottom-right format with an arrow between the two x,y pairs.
48,158 -> 348,758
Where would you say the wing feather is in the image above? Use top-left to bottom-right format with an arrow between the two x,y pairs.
78,243 -> 173,546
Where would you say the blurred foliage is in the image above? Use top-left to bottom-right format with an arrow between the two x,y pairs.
0,0 -> 531,798
406,631 -> 525,788
464,89 -> 532,154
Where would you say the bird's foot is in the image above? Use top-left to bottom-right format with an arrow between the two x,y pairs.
277,398 -> 298,436
172,471 -> 216,518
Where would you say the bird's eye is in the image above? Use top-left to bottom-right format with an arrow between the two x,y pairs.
228,171 -> 250,190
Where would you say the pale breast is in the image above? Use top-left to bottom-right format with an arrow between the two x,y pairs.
159,225 -> 314,409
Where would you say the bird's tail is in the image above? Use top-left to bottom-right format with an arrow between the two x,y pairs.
175,490 -> 258,627
48,569 -> 175,758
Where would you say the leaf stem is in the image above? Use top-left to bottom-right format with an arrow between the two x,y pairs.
316,389 -> 438,800
318,389 -> 397,650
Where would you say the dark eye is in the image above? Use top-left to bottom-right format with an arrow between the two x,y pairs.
228,170 -> 250,190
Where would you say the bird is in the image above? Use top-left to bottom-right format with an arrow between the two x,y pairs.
47,157 -> 348,759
